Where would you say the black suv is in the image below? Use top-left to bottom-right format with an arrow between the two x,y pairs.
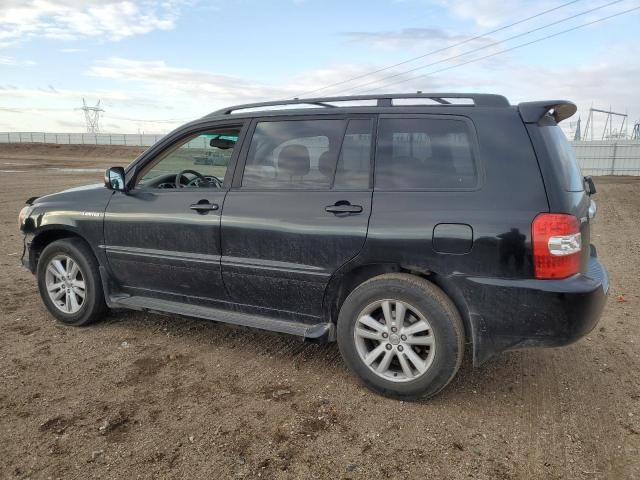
19,93 -> 608,400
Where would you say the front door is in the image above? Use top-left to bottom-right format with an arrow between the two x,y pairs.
104,126 -> 243,304
221,116 -> 374,319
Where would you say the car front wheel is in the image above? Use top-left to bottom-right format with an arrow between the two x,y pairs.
37,238 -> 106,326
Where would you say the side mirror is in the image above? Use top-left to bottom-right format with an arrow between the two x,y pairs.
105,167 -> 127,192
584,175 -> 596,195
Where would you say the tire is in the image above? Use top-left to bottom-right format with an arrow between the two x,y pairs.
337,273 -> 464,400
37,238 -> 107,326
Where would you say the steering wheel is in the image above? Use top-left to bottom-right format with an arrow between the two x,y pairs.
195,175 -> 224,188
175,170 -> 223,188
175,169 -> 205,188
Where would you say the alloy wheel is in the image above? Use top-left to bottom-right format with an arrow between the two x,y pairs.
45,255 -> 86,314
354,299 -> 436,382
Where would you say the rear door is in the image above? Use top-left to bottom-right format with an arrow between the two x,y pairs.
220,116 -> 374,318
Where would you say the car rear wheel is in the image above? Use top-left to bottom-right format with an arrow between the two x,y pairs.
37,238 -> 106,326
337,273 -> 464,400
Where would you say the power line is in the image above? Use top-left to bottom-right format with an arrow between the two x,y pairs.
351,5 -> 640,95
297,0 -> 584,97
343,0 -> 625,94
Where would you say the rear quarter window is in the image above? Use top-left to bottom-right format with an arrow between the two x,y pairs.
375,117 -> 478,190
539,126 -> 584,192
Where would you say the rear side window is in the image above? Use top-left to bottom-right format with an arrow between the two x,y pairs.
242,119 -> 344,189
539,125 -> 584,192
375,117 -> 477,190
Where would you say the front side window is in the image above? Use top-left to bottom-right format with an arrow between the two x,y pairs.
242,119 -> 346,189
375,118 -> 477,190
138,129 -> 240,189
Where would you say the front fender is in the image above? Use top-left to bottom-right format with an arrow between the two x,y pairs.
20,185 -> 113,272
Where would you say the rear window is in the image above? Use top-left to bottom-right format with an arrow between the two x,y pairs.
540,126 -> 584,192
375,117 -> 477,190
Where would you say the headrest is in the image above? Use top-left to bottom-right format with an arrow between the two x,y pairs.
278,144 -> 310,177
318,151 -> 335,178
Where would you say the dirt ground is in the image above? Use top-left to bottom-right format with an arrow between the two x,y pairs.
0,144 -> 638,480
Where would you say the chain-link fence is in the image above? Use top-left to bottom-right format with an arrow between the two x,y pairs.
0,132 -> 164,146
1,132 -> 640,176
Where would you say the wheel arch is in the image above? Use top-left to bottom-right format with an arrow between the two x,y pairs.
28,228 -> 96,272
323,262 -> 476,353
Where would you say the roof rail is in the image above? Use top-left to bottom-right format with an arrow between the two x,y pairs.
208,93 -> 510,116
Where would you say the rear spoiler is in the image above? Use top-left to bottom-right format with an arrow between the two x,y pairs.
518,100 -> 577,124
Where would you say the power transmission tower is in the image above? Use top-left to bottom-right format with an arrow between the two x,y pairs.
81,98 -> 104,133
632,121 -> 640,140
583,107 -> 628,140
569,117 -> 582,140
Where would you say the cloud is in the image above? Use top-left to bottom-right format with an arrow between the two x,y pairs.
87,57 -> 451,103
0,0 -> 189,47
87,58 -> 291,101
0,85 -> 130,102
434,0 -> 559,27
433,0 -> 620,29
1,58 -> 421,131
2,38 -> 638,135
0,55 -> 36,66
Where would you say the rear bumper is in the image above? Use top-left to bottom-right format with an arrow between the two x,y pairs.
454,248 -> 609,365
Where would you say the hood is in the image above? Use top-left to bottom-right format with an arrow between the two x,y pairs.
59,183 -> 104,194
33,183 -> 108,206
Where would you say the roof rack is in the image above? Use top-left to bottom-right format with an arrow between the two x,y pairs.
208,93 -> 510,116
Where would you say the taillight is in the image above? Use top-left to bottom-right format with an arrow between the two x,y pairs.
532,213 -> 582,279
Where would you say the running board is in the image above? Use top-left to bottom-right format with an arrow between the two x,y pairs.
110,295 -> 335,342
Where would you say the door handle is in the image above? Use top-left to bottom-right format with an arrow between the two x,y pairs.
325,202 -> 363,215
190,201 -> 219,213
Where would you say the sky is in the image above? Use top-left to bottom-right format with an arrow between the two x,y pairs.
0,0 -> 639,137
